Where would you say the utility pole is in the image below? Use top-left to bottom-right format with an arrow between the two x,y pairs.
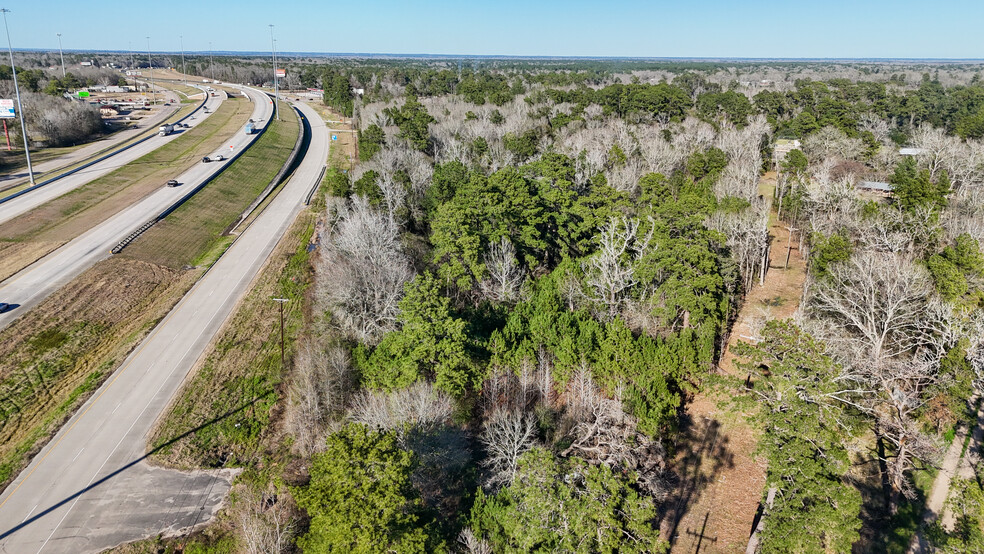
1,8 -> 34,184
146,36 -> 156,105
179,35 -> 185,81
272,298 -> 288,370
56,33 -> 65,78
128,41 -> 134,91
269,24 -> 279,121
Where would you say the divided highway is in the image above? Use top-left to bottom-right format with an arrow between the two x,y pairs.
0,100 -> 329,553
0,86 -> 185,190
0,88 -> 220,226
0,86 -> 273,331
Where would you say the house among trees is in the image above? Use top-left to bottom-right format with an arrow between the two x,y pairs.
858,180 -> 895,198
773,138 -> 802,165
899,147 -> 926,156
98,105 -> 121,117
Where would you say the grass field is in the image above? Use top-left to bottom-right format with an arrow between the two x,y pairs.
122,100 -> 298,270
0,100 -> 300,494
0,97 -> 251,282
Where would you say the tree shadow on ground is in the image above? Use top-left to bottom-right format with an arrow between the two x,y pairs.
660,412 -> 735,549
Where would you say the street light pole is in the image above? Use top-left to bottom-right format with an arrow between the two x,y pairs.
146,36 -> 156,105
56,33 -> 65,78
272,298 -> 288,370
179,35 -> 185,82
208,41 -> 214,82
1,8 -> 34,184
269,24 -> 279,121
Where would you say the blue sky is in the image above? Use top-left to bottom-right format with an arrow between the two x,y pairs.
4,0 -> 983,59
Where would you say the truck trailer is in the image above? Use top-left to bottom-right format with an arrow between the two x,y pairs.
158,124 -> 175,136
245,120 -> 255,135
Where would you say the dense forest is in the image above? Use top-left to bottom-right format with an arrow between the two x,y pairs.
65,56 -> 981,552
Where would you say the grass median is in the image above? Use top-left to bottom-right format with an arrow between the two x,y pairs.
122,101 -> 298,269
0,101 -> 300,493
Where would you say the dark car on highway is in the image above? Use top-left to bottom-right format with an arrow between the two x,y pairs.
166,179 -> 180,187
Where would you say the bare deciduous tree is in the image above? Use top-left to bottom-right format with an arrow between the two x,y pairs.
561,367 -> 668,498
233,484 -> 296,554
583,216 -> 651,320
458,528 -> 493,554
349,380 -> 455,431
479,237 -> 525,303
480,408 -> 538,489
316,197 -> 413,344
284,344 -> 352,455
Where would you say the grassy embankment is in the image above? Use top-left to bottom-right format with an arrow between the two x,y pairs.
0,102 -> 299,491
0,96 -> 250,283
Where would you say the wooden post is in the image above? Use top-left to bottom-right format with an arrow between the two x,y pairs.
746,486 -> 777,554
783,225 -> 798,270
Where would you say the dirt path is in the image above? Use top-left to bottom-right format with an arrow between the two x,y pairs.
662,174 -> 809,553
909,398 -> 984,552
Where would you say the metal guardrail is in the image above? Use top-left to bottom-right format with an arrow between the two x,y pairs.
110,87 -> 272,255
305,165 -> 328,206
0,86 -> 211,205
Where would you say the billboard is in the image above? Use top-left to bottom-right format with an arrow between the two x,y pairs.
77,91 -> 90,98
275,68 -> 286,78
0,99 -> 13,119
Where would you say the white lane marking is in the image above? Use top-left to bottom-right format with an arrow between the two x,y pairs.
21,504 -> 37,523
112,402 -> 121,414
72,448 -> 84,462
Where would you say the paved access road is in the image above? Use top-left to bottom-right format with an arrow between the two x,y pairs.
0,89 -> 221,227
0,86 -> 272,331
0,87 -> 186,189
0,100 -> 328,553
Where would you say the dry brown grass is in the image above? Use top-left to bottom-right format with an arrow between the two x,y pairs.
0,239 -> 67,282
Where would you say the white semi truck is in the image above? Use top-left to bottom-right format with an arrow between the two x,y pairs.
158,124 -> 175,136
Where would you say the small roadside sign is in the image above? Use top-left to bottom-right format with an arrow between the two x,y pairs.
0,99 -> 14,119
275,68 -> 286,78
332,134 -> 337,141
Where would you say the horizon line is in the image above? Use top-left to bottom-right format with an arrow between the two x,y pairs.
6,48 -> 984,63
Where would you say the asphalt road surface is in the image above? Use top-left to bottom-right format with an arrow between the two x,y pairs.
0,89 -> 222,226
0,87 -> 186,188
0,86 -> 272,331
0,99 -> 328,553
